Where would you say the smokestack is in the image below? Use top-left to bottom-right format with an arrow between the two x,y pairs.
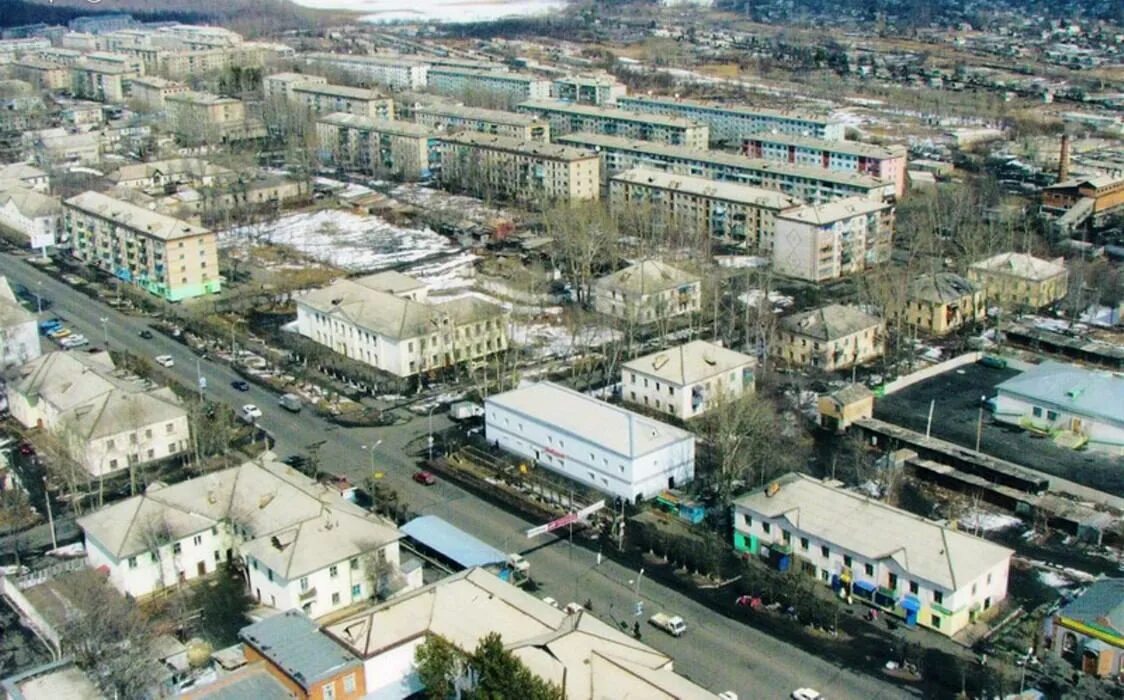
1058,133 -> 1070,182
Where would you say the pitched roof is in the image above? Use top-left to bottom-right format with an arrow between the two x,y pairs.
907,273 -> 980,304
995,361 -> 1124,427
970,252 -> 1067,281
0,276 -> 35,328
64,191 -> 210,241
0,163 -> 47,182
623,340 -> 754,386
179,663 -> 294,700
0,187 -> 61,218
595,260 -> 699,295
77,459 -> 401,576
781,304 -> 882,341
323,568 -> 718,700
240,611 -> 360,690
777,196 -> 888,225
733,473 -> 1013,591
106,158 -> 232,185
440,131 -> 597,162
485,382 -> 693,458
316,111 -> 433,138
1058,578 -> 1124,634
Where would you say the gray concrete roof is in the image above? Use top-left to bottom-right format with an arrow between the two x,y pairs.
1058,578 -> 1124,631
64,191 -> 210,241
623,340 -> 754,386
610,167 -> 799,209
781,304 -> 882,341
317,112 -> 433,138
777,196 -> 888,225
996,361 -> 1124,428
595,260 -> 700,295
240,611 -> 360,690
969,252 -> 1067,281
907,273 -> 980,304
439,131 -> 597,162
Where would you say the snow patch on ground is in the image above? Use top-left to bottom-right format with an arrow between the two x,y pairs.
961,510 -> 1022,532
737,289 -> 795,312
510,319 -> 620,359
407,252 -> 478,292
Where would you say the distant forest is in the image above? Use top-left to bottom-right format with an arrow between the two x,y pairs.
719,0 -> 1124,27
1,1 -> 201,28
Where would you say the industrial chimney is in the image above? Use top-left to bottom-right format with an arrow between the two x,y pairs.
1058,133 -> 1071,182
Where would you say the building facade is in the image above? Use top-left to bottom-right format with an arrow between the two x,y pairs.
742,134 -> 907,198
291,82 -> 393,120
427,67 -> 550,103
732,472 -> 1013,637
592,260 -> 702,324
70,62 -> 132,102
485,382 -> 696,500
64,190 -> 221,301
967,252 -> 1068,310
617,95 -> 845,143
316,112 -> 438,180
262,71 -> 328,101
896,273 -> 984,336
772,197 -> 893,282
10,59 -> 69,90
621,340 -> 755,420
127,75 -> 188,111
0,277 -> 40,369
437,132 -> 600,205
241,612 -> 366,700
0,188 -> 61,250
303,52 -> 430,91
552,75 -> 627,105
777,304 -> 884,371
415,103 -> 549,142
1042,578 -> 1124,679
517,100 -> 708,148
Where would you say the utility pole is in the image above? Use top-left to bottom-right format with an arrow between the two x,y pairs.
100,317 -> 108,349
925,399 -> 935,439
42,476 -> 57,551
976,396 -> 985,452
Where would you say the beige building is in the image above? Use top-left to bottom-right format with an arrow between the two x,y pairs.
296,272 -> 509,379
415,102 -> 549,142
127,75 -> 189,111
552,74 -> 627,105
517,99 -> 709,149
164,91 -> 251,144
70,62 -> 133,103
592,260 -> 702,324
64,190 -> 220,301
427,66 -> 551,103
772,197 -> 894,282
10,59 -> 69,90
437,132 -> 599,205
106,157 -> 232,191
291,82 -> 393,120
609,167 -> 799,249
262,71 -> 328,101
777,304 -> 884,371
897,273 -> 985,336
817,383 -> 875,432
316,112 -> 437,180
967,252 -> 1068,310
622,340 -> 755,420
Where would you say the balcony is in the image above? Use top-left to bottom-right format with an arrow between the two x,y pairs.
298,586 -> 317,601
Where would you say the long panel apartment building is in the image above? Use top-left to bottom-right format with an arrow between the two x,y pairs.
743,133 -> 907,198
64,191 -> 221,301
618,95 -> 845,143
772,197 -> 894,281
303,52 -> 430,90
316,112 -> 437,180
291,81 -> 394,119
516,99 -> 708,148
437,132 -> 599,204
558,132 -> 893,204
609,167 -> 800,249
427,66 -> 551,103
415,102 -> 550,141
552,74 -> 627,105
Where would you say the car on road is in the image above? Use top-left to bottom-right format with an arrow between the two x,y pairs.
231,380 -> 250,392
39,318 -> 63,334
412,470 -> 437,486
60,335 -> 89,348
154,355 -> 175,368
541,597 -> 559,609
47,328 -> 71,340
239,404 -> 263,422
791,689 -> 822,700
138,329 -> 154,340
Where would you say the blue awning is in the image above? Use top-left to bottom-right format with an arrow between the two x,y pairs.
853,580 -> 877,593
401,515 -> 506,569
901,595 -> 922,612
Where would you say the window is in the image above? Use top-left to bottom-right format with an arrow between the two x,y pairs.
1032,406 -> 1042,418
864,563 -> 874,576
128,556 -> 137,569
108,439 -> 115,449
933,590 -> 943,605
1046,410 -> 1058,421
166,422 -> 174,434
821,545 -> 829,558
110,459 -> 118,469
986,573 -> 992,584
350,558 -> 359,570
323,683 -> 336,700
343,674 -> 357,693
332,592 -> 341,605
909,580 -> 919,595
214,550 -> 220,562
930,615 -> 941,630
782,529 -> 791,544
172,542 -> 182,554
888,573 -> 898,590
300,577 -> 309,592
800,537 -> 809,551
352,584 -> 362,599
761,522 -> 770,534
843,555 -> 852,568
193,535 -> 202,546
971,583 -> 977,595
268,569 -> 273,582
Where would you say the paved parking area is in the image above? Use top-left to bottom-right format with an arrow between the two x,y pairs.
874,363 -> 1124,497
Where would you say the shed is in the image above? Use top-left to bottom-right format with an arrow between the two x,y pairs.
400,515 -> 506,569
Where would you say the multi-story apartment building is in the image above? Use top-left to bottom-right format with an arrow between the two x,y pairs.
732,472 -> 1013,637
165,91 -> 249,143
77,458 -> 409,617
415,102 -> 549,142
967,252 -> 1068,310
622,340 -> 755,420
895,273 -> 985,336
296,272 -> 509,379
592,260 -> 702,324
390,91 -> 454,122
7,350 -> 190,477
35,47 -> 83,67
155,49 -> 231,79
0,37 -> 50,63
552,74 -> 627,105
772,197 -> 893,282
291,82 -> 394,120
517,99 -> 708,148
608,167 -> 800,249
303,52 -> 430,90
0,162 -> 49,193
10,59 -> 69,90
64,190 -> 221,301
618,95 -> 846,143
427,67 -> 550,103
558,132 -> 893,203
316,112 -> 438,180
485,382 -> 696,500
84,51 -> 145,76
777,304 -> 884,371
743,134 -> 907,198
127,75 -> 189,111
262,71 -> 328,101
436,132 -> 599,205
70,62 -> 133,102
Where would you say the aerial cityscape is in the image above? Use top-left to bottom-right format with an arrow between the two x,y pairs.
0,0 -> 1120,698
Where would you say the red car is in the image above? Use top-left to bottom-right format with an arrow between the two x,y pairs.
17,442 -> 35,456
412,470 -> 437,486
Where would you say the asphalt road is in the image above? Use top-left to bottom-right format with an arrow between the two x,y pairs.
1,251 -> 909,700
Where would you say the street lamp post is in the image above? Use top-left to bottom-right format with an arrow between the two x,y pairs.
99,316 -> 108,349
362,440 -> 384,512
35,281 -> 42,314
426,405 -> 436,463
196,357 -> 204,400
629,568 -> 645,616
42,476 -> 57,551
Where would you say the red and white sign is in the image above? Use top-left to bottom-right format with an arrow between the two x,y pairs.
526,500 -> 605,538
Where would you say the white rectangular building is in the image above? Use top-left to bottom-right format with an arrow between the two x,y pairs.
0,188 -> 62,251
427,67 -> 551,103
772,197 -> 893,282
622,341 -> 755,420
0,277 -> 40,369
485,382 -> 695,501
732,472 -> 1013,637
303,52 -> 430,91
617,95 -> 846,143
552,74 -> 627,106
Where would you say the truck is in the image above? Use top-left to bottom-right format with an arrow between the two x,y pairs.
449,401 -> 483,421
506,553 -> 530,586
649,612 -> 687,637
279,394 -> 302,412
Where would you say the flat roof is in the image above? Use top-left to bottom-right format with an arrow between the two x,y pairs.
996,361 -> 1124,427
518,99 -> 702,129
292,82 -> 386,101
777,196 -> 888,224
610,167 -> 799,209
485,381 -> 693,458
318,111 -> 432,138
619,95 -> 837,126
418,102 -> 541,126
166,91 -> 241,106
743,132 -> 905,159
428,66 -> 546,83
401,515 -> 506,568
305,51 -> 429,67
555,74 -> 622,87
440,131 -> 596,162
558,133 -> 887,189
64,190 -> 209,241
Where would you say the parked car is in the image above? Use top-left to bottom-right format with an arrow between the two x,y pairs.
278,393 -> 302,412
231,380 -> 250,392
412,470 -> 437,486
239,404 -> 262,423
47,328 -> 71,340
649,612 -> 687,637
154,355 -> 175,368
39,319 -> 63,335
138,329 -> 154,340
791,689 -> 822,700
60,335 -> 89,348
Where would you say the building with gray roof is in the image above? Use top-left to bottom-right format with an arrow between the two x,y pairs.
240,611 -> 362,696
777,304 -> 884,371
1043,578 -> 1124,678
622,340 -> 756,420
592,260 -> 702,324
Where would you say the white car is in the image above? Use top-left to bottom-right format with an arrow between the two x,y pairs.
563,602 -> 585,615
60,335 -> 89,348
791,689 -> 822,700
154,355 -> 175,368
240,404 -> 263,422
541,597 -> 559,609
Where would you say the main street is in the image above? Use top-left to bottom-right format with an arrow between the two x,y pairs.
2,251 -> 910,699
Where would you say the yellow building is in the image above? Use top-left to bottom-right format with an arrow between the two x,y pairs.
778,304 -> 884,371
968,252 -> 1068,310
415,102 -> 549,142
316,112 -> 437,180
64,191 -> 220,301
898,273 -> 985,336
436,132 -> 600,205
291,82 -> 393,120
128,75 -> 189,111
10,59 -> 69,91
165,91 -> 249,143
